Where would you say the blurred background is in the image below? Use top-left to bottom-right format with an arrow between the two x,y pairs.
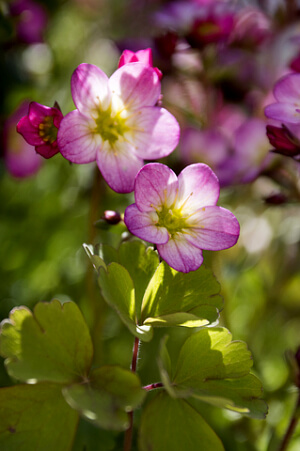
1,0 -> 300,449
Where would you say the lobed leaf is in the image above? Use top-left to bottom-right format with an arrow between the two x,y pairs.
87,241 -> 223,340
63,365 -> 146,431
158,328 -> 268,419
0,299 -> 93,383
118,241 -> 159,318
139,392 -> 224,451
141,261 -> 223,328
98,262 -> 153,342
0,383 -> 78,451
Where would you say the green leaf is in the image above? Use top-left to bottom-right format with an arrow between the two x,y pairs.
82,243 -> 107,272
141,262 -> 223,328
0,299 -> 93,383
98,263 -> 153,342
0,382 -> 79,451
157,336 -> 176,396
139,392 -> 225,451
118,241 -> 159,318
63,365 -> 146,431
161,328 -> 268,419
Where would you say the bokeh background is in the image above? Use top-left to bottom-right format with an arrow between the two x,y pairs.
1,0 -> 300,449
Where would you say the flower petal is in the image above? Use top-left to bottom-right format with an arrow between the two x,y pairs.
35,143 -> 59,159
186,205 -> 240,250
126,106 -> 180,159
96,141 -> 144,193
28,102 -> 56,127
176,164 -> 220,212
58,111 -> 100,163
109,63 -> 161,109
134,163 -> 178,212
274,73 -> 300,103
157,234 -> 203,273
17,115 -> 44,146
71,64 -> 111,115
264,103 -> 300,124
124,204 -> 169,244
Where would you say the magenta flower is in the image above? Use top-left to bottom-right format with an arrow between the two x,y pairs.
17,102 -> 63,159
4,101 -> 43,178
58,63 -> 179,193
264,73 -> 300,125
118,48 -> 162,80
124,163 -> 240,273
9,0 -> 48,44
266,124 -> 300,159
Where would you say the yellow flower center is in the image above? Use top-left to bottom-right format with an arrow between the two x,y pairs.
38,116 -> 58,144
157,205 -> 188,237
94,107 -> 129,145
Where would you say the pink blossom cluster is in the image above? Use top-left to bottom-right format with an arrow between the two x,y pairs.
15,47 -> 240,273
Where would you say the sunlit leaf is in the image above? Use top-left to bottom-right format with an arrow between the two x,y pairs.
141,262 -> 223,328
0,383 -> 78,451
159,328 -> 268,419
63,365 -> 146,431
139,392 -> 224,451
82,243 -> 107,272
118,241 -> 159,318
0,300 -> 93,383
98,262 -> 153,342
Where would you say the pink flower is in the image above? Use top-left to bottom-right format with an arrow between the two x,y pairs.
264,73 -> 300,125
118,48 -> 162,80
4,101 -> 43,178
17,102 -> 63,159
229,6 -> 271,48
9,0 -> 48,44
186,2 -> 235,48
124,163 -> 240,273
58,63 -> 179,193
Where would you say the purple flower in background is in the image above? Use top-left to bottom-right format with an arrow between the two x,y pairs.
17,102 -> 63,159
3,101 -> 43,178
186,3 -> 235,48
124,163 -> 240,273
229,6 -> 271,48
58,62 -> 179,193
264,73 -> 300,126
9,0 -> 48,44
221,118 -> 272,185
118,48 -> 162,80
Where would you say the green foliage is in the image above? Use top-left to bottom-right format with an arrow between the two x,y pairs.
63,366 -> 145,431
0,299 -> 93,383
141,260 -> 223,327
85,241 -> 223,341
0,299 -> 145,448
158,328 -> 268,419
139,392 -> 225,451
0,383 -> 78,451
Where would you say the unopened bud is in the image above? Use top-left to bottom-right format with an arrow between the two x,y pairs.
103,210 -> 122,225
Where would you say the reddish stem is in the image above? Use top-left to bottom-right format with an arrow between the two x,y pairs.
278,390 -> 300,451
131,336 -> 140,372
143,382 -> 164,391
123,337 -> 140,451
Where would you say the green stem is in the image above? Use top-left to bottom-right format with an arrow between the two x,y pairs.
278,390 -> 300,451
123,337 -> 140,451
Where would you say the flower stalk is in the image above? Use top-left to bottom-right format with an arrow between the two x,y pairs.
123,336 -> 140,451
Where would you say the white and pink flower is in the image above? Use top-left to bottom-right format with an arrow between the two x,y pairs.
124,163 -> 240,273
58,61 -> 179,193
